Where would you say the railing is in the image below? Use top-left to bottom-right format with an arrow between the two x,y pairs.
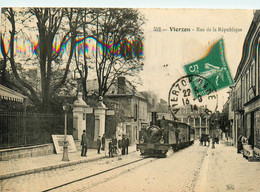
0,111 -> 73,149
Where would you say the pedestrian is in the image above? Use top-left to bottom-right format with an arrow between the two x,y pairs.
112,136 -> 117,154
200,136 -> 203,146
237,135 -> 243,153
121,136 -> 126,155
125,136 -> 129,154
101,134 -> 106,150
97,136 -> 101,154
109,141 -> 114,157
118,139 -> 122,154
81,130 -> 88,156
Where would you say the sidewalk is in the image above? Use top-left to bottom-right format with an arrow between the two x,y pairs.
0,145 -> 137,180
195,140 -> 260,192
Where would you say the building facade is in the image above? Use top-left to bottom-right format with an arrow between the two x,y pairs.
106,77 -> 149,144
175,105 -> 210,139
231,10 -> 260,156
88,77 -> 149,145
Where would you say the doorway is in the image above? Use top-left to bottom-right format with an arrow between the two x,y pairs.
250,112 -> 255,149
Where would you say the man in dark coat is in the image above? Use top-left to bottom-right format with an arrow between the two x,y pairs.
121,136 -> 126,155
81,130 -> 88,156
112,136 -> 117,154
125,136 -> 130,154
237,135 -> 243,153
101,134 -> 106,150
97,136 -> 101,154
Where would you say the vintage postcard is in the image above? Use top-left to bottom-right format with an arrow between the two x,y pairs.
0,7 -> 260,192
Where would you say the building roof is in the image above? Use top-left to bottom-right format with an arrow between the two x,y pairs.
0,84 -> 27,103
87,78 -> 147,100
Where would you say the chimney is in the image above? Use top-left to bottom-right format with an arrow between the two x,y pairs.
151,112 -> 158,126
118,76 -> 126,94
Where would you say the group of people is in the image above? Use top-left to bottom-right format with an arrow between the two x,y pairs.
81,130 -> 130,158
108,136 -> 118,157
101,134 -> 130,157
118,135 -> 130,155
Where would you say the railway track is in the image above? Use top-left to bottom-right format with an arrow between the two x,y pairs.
42,156 -> 154,192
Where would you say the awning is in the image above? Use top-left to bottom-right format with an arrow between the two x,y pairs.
0,84 -> 27,103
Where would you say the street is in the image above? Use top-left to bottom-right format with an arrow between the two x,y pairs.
1,141 -> 260,192
1,6 -> 260,192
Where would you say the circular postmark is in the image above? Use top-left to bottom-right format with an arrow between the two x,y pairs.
168,74 -> 218,120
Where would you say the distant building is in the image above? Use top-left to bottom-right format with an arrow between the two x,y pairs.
87,77 -> 149,145
208,111 -> 222,139
154,99 -> 173,121
140,91 -> 158,113
231,10 -> 260,155
175,105 -> 210,139
140,92 -> 174,123
226,89 -> 235,144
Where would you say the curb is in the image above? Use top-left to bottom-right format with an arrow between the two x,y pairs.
0,156 -> 106,180
0,148 -> 137,180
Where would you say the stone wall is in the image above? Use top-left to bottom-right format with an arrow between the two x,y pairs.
0,144 -> 55,161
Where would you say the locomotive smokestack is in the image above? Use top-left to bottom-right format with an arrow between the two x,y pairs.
151,112 -> 157,125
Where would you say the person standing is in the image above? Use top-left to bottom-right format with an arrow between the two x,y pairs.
97,136 -> 101,154
109,141 -> 114,157
81,130 -> 88,156
125,136 -> 129,154
121,136 -> 126,155
101,134 -> 106,150
237,135 -> 243,153
112,136 -> 118,154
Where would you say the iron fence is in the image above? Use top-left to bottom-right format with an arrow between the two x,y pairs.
0,111 -> 73,149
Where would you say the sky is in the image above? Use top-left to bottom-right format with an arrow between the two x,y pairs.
138,9 -> 254,109
0,1 -> 259,111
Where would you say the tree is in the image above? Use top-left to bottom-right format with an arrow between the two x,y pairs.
72,8 -> 96,101
1,8 -> 41,107
0,8 -> 87,112
92,8 -> 145,97
0,8 -> 145,112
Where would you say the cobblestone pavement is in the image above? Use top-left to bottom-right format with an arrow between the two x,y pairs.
82,141 -> 208,192
1,143 -> 206,192
1,141 -> 259,192
0,151 -> 145,192
0,145 -> 136,179
41,141 -> 207,192
195,142 -> 260,192
0,148 -> 106,178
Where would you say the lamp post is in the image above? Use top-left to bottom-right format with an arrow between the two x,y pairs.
62,103 -> 70,161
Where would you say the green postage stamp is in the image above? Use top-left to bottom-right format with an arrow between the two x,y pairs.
183,38 -> 234,97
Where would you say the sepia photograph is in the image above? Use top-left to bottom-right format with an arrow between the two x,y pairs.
0,3 -> 260,192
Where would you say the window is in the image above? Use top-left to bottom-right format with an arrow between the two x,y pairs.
252,60 -> 256,87
134,104 -> 138,121
246,72 -> 249,102
256,44 -> 259,96
249,67 -> 251,88
135,126 -> 138,140
241,77 -> 245,105
201,118 -> 206,126
195,118 -> 200,127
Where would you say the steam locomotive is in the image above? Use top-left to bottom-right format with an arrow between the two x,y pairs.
136,112 -> 194,157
